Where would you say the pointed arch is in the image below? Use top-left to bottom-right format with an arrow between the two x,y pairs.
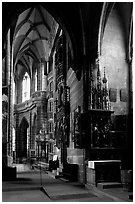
17,117 -> 29,161
98,2 -> 115,56
20,116 -> 29,128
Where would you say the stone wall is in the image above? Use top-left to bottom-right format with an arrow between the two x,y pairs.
66,67 -> 85,183
67,148 -> 85,183
67,68 -> 83,112
100,6 -> 128,116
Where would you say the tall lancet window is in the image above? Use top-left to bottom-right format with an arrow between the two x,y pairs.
35,70 -> 37,92
22,72 -> 30,102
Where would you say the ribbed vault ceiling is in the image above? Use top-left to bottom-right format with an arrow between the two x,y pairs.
13,5 -> 58,78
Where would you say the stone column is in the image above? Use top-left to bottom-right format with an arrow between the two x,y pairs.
127,58 -> 133,170
37,62 -> 41,91
9,38 -> 14,161
6,29 -> 10,86
4,28 -> 14,165
29,111 -> 32,149
6,29 -> 11,164
15,114 -> 20,163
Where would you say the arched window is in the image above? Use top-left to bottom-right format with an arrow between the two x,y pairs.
50,81 -> 53,91
22,72 -> 30,102
35,70 -> 37,92
13,80 -> 15,104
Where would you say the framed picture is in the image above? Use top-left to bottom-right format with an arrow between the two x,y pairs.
109,88 -> 117,102
120,89 -> 127,102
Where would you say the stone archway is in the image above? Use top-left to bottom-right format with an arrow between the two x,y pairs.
17,117 -> 29,162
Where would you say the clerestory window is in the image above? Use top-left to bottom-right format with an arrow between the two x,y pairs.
35,70 -> 37,92
22,72 -> 30,102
